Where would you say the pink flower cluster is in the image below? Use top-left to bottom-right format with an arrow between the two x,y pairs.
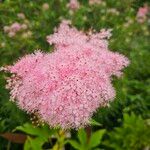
67,0 -> 80,11
136,5 -> 149,23
4,22 -> 27,37
2,21 -> 129,129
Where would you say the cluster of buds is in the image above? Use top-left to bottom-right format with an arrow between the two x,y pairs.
3,13 -> 32,38
4,22 -> 28,37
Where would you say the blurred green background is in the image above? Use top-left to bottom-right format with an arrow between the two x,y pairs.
0,0 -> 150,149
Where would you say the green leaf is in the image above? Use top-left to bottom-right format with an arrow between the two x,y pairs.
89,129 -> 105,148
24,137 -> 31,150
24,136 -> 44,150
16,123 -> 55,139
67,140 -> 81,150
16,123 -> 43,136
78,128 -> 87,145
89,119 -> 102,126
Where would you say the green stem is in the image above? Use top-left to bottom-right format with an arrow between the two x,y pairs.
52,130 -> 66,150
7,141 -> 11,150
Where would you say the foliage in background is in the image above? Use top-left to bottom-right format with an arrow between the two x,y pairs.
104,113 -> 150,150
0,0 -> 150,149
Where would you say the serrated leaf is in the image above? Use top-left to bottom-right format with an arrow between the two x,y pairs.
67,140 -> 81,150
89,129 -> 105,148
16,123 -> 57,142
16,123 -> 43,136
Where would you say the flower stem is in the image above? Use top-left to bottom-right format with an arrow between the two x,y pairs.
85,126 -> 92,144
52,130 -> 66,150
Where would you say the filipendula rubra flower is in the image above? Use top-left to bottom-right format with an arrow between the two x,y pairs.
1,21 -> 129,129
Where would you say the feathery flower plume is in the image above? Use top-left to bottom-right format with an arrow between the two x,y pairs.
1,21 -> 129,129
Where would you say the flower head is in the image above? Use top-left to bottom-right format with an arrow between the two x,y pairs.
10,22 -> 22,32
67,0 -> 80,11
2,21 -> 129,129
136,5 -> 149,23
